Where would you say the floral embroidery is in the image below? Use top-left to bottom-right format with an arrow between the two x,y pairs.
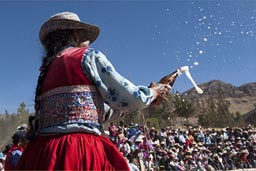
39,85 -> 104,129
81,48 -> 154,114
133,90 -> 141,97
96,80 -> 101,87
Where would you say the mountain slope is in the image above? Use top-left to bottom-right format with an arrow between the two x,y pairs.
182,80 -> 256,115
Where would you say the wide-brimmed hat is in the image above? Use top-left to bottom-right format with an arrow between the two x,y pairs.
39,12 -> 100,45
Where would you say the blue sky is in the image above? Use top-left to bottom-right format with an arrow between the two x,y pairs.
0,1 -> 255,113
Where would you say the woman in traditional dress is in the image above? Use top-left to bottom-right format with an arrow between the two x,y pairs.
17,11 -> 172,170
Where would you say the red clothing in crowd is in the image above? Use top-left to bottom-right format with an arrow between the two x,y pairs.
5,144 -> 24,170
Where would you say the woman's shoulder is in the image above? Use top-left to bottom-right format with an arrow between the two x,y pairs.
85,47 -> 103,55
83,48 -> 108,61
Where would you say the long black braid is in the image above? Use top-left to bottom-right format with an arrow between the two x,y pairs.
29,29 -> 79,137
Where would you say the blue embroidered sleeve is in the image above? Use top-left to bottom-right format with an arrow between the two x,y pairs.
81,48 -> 154,115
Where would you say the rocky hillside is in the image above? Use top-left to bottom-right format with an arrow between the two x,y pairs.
182,80 -> 256,115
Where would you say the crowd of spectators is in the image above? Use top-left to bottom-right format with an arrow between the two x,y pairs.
1,122 -> 256,171
108,121 -> 256,171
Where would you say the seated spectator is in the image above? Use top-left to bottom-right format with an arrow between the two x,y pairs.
127,154 -> 140,171
144,154 -> 155,171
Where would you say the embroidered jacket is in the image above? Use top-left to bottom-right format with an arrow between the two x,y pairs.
38,47 -> 154,135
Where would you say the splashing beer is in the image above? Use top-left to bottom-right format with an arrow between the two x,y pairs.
158,66 -> 203,94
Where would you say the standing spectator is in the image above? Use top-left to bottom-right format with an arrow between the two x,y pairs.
124,124 -> 129,138
166,130 -> 175,147
5,131 -> 28,170
248,129 -> 256,145
108,122 -> 118,144
118,120 -> 126,136
119,138 -> 131,157
197,130 -> 205,143
117,128 -> 126,145
204,130 -> 212,145
185,131 -> 194,149
178,130 -> 186,146
150,128 -> 160,146
159,128 -> 167,142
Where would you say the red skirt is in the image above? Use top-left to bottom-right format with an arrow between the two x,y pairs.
17,133 -> 130,171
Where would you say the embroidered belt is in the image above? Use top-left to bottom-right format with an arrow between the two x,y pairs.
38,85 -> 104,129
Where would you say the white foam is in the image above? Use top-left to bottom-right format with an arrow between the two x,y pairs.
178,66 -> 203,94
194,61 -> 199,65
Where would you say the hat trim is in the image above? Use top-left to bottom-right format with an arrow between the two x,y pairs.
39,19 -> 100,45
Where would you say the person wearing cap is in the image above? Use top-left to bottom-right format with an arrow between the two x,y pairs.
16,12 -> 172,171
16,124 -> 28,132
4,131 -> 28,170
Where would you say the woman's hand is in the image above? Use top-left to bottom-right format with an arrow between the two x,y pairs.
149,82 -> 172,105
149,70 -> 179,105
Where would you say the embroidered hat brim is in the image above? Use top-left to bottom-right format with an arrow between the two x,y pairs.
39,12 -> 100,45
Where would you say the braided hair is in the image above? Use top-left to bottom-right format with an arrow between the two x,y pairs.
31,29 -> 79,134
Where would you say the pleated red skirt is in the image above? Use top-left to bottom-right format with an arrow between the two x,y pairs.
17,133 -> 130,171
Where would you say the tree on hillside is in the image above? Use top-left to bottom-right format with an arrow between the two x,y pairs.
123,110 -> 142,125
122,94 -> 177,129
4,110 -> 9,115
17,102 -> 30,126
198,92 -> 237,127
0,102 -> 31,150
143,93 -> 179,129
173,93 -> 196,126
161,94 -> 178,126
17,102 -> 29,115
